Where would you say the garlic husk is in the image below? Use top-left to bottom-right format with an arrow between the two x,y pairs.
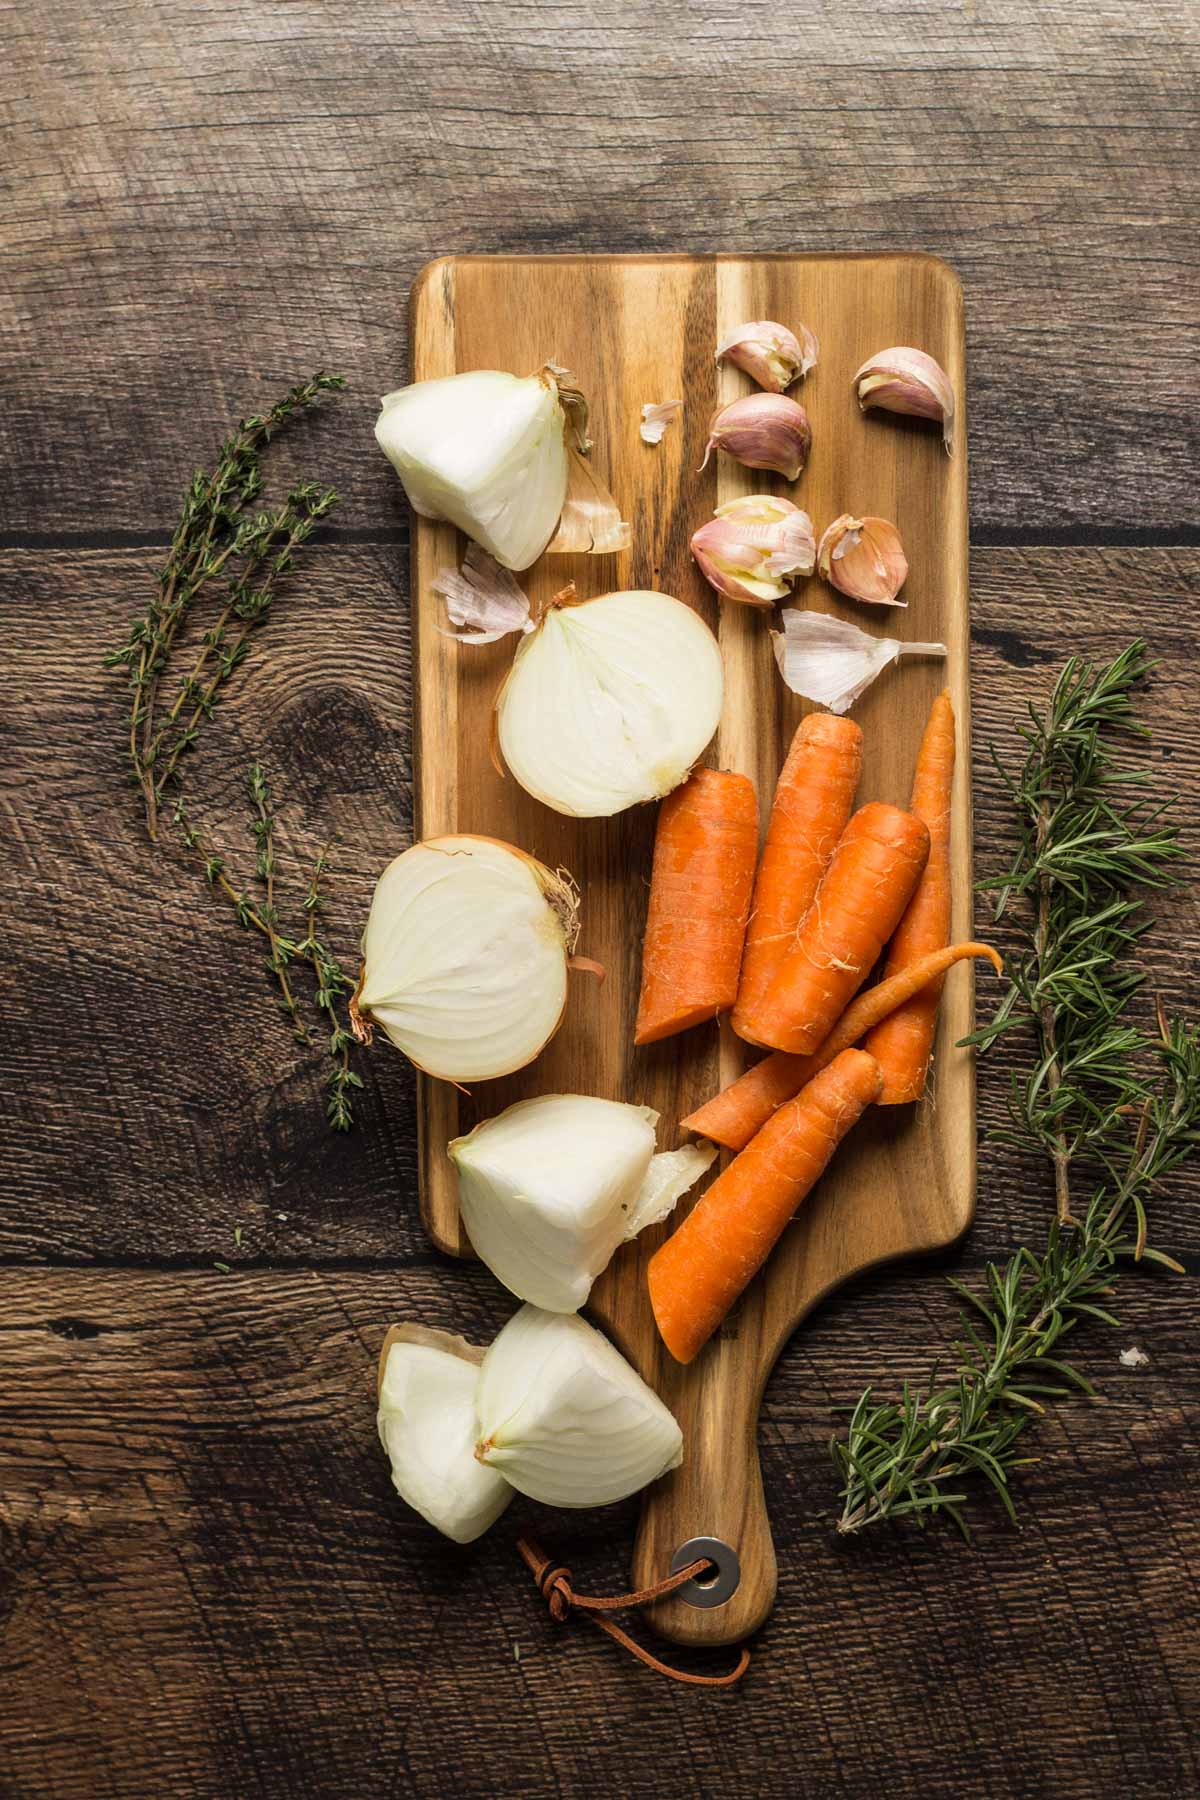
495,590 -> 724,818
450,1094 -> 716,1312
475,1306 -> 683,1507
639,400 -> 683,445
716,319 -> 818,391
699,393 -> 812,480
374,365 -> 577,571
377,1325 -> 513,1544
817,514 -> 909,607
853,346 -> 956,454
354,836 -> 579,1082
432,545 -> 534,645
690,495 -> 816,606
772,609 -> 946,714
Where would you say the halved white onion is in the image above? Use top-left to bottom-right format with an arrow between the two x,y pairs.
475,1305 -> 683,1507
495,590 -> 724,817
377,1325 -> 513,1544
354,836 -> 579,1082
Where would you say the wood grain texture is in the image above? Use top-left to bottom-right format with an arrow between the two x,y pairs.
3,3 -> 1198,539
410,252 -> 971,1646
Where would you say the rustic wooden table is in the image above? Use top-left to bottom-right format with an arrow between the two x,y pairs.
3,4 -> 1198,1795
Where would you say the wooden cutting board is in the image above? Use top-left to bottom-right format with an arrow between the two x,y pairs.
409,253 -> 971,1647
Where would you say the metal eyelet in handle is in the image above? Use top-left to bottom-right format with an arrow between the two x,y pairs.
669,1536 -> 741,1608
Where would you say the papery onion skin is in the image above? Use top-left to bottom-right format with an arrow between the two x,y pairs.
377,1325 -> 513,1544
355,835 -> 578,1082
475,1306 -> 684,1508
495,591 -> 724,818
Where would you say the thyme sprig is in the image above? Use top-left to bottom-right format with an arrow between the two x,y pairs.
109,375 -> 364,1130
834,642 -> 1199,1536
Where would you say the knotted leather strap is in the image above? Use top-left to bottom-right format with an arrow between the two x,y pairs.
516,1537 -> 750,1688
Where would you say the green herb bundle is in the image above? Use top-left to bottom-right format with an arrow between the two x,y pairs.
833,642 -> 1199,1536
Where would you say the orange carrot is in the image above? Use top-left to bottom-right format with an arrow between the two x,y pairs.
749,802 -> 931,1055
863,689 -> 957,1102
649,1049 -> 883,1363
732,713 -> 863,1043
634,767 -> 758,1046
682,940 -> 1002,1149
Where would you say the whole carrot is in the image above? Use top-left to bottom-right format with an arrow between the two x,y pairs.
682,940 -> 1002,1149
863,689 -> 956,1102
733,713 -> 863,1043
750,802 -> 930,1055
634,767 -> 758,1045
649,1049 -> 883,1364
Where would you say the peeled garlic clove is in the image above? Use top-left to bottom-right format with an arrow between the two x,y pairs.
853,346 -> 956,455
475,1306 -> 683,1507
699,394 -> 812,481
377,1325 -> 513,1544
353,836 -> 579,1082
495,589 -> 723,818
716,319 -> 818,391
451,1094 -> 715,1312
374,364 -> 580,572
690,494 -> 816,607
817,514 -> 909,607
432,545 -> 534,645
772,608 -> 946,714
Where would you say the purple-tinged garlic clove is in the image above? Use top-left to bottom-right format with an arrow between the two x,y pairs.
716,319 -> 818,392
817,515 -> 909,607
699,394 -> 812,480
853,346 -> 955,455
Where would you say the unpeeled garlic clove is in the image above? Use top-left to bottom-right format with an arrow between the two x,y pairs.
716,319 -> 818,392
817,514 -> 909,607
690,494 -> 816,607
853,346 -> 956,455
699,394 -> 812,480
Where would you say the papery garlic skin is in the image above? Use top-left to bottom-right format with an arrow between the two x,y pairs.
690,495 -> 816,606
772,608 -> 946,714
700,394 -> 812,481
355,836 -> 577,1082
375,367 -> 573,571
853,347 -> 956,455
716,319 -> 818,391
496,590 -> 724,818
640,400 -> 683,445
432,545 -> 533,645
475,1306 -> 684,1507
378,1328 -> 513,1544
451,1094 -> 715,1312
817,514 -> 909,607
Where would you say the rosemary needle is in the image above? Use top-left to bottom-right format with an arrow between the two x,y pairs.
833,642 -> 1199,1537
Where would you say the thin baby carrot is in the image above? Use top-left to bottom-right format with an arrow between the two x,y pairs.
749,802 -> 931,1055
648,1048 -> 883,1364
863,688 -> 957,1102
634,767 -> 758,1046
681,940 -> 1002,1149
732,713 -> 863,1043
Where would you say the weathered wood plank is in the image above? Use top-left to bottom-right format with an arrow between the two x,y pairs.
4,4 -> 1198,538
0,1267 -> 1196,1799
2,543 -> 1197,1265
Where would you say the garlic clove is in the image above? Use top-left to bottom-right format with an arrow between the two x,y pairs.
699,394 -> 812,481
817,514 -> 909,607
354,836 -> 579,1082
853,346 -> 956,455
690,494 -> 816,606
771,608 -> 946,714
475,1306 -> 683,1508
495,589 -> 723,818
432,545 -> 534,644
716,320 -> 818,392
377,1324 -> 514,1544
639,399 -> 683,445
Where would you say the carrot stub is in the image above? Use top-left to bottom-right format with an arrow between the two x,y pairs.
863,689 -> 957,1103
733,713 -> 863,1044
682,940 -> 1002,1150
648,1048 -> 884,1364
634,766 -> 758,1046
749,801 -> 931,1056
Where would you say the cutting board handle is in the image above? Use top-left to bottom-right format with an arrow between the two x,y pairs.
631,1336 -> 778,1648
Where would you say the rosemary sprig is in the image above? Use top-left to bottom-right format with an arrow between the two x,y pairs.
833,642 -> 1199,1536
